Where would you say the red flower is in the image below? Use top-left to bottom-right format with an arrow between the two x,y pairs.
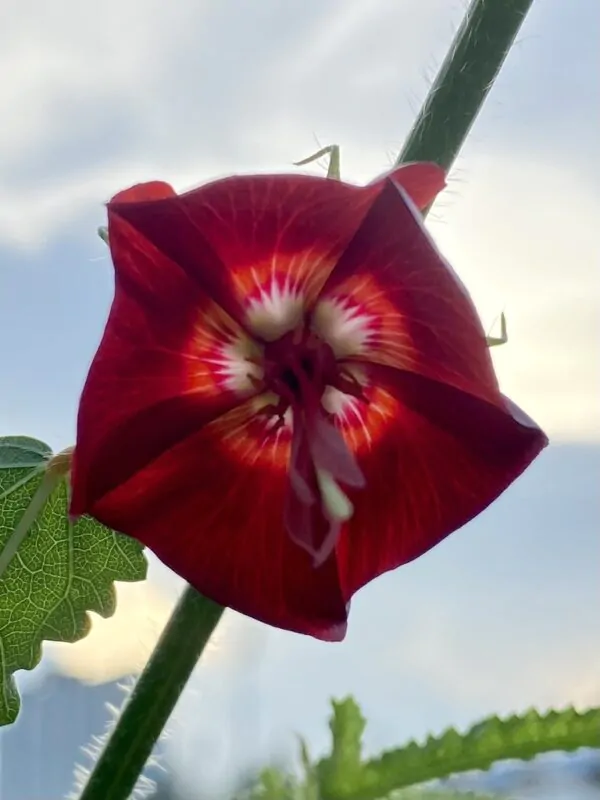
70,163 -> 547,640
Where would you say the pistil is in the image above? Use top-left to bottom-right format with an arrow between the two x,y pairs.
258,325 -> 367,565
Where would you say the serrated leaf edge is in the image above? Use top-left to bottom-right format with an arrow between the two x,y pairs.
318,701 -> 600,799
0,436 -> 147,727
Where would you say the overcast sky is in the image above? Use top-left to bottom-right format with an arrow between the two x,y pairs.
0,0 -> 599,797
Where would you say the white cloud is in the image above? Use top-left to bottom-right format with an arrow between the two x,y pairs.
0,0 -> 597,441
46,578 -> 233,684
385,604 -> 600,715
0,0 -> 459,247
46,580 -> 174,684
430,154 -> 600,441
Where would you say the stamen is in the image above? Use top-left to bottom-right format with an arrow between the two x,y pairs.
260,324 -> 368,567
316,468 -> 354,523
337,369 -> 369,403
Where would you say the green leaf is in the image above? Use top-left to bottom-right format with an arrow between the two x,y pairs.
0,435 -> 147,726
330,697 -> 367,753
243,768 -> 298,800
393,793 -> 491,800
297,736 -> 319,800
318,700 -> 600,800
318,697 -> 366,794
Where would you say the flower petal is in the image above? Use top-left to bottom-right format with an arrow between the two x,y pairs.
333,365 -> 548,600
83,398 -> 348,639
316,178 -> 500,404
108,174 -> 383,337
111,181 -> 177,203
370,162 -> 446,209
71,207 -> 260,516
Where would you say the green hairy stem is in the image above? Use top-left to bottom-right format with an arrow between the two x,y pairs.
78,588 -> 224,800
79,1 -> 535,797
397,0 -> 535,171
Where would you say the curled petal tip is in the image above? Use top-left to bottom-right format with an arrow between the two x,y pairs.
109,180 -> 177,206
371,161 -> 447,209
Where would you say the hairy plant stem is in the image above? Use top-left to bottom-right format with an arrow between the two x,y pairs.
397,0 -> 534,172
78,588 -> 224,800
78,2 -> 534,798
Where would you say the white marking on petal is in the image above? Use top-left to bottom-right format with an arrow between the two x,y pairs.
209,336 -> 263,395
265,404 -> 293,432
321,385 -> 357,417
321,368 -> 373,451
246,276 -> 304,341
321,365 -> 369,421
312,297 -> 375,358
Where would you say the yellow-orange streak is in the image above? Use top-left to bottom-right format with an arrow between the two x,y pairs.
212,381 -> 398,475
213,395 -> 292,471
183,299 -> 262,398
230,251 -> 337,313
336,383 -> 399,457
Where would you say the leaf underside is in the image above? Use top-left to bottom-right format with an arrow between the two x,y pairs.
0,436 -> 147,726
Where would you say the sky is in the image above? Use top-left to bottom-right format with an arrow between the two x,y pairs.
0,0 -> 599,797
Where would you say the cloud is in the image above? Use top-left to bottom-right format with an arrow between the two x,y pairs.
1,0 -> 597,442
46,578 -> 233,684
429,153 -> 600,441
46,580 -> 175,683
0,0 -> 458,248
1,0 -> 597,254
381,602 -> 600,717
0,0 -> 598,445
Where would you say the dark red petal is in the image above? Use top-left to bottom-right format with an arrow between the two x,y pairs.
84,398 -> 348,640
70,210 -> 259,516
370,162 -> 446,209
334,366 -> 548,599
318,178 -> 500,405
108,174 -> 382,334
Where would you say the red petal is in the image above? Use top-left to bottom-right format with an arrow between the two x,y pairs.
370,162 -> 446,209
108,174 -> 382,336
71,206 -> 260,516
111,181 -> 177,203
334,366 -> 548,599
317,178 -> 500,404
85,398 -> 348,639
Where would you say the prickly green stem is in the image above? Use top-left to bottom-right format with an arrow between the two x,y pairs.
78,588 -> 224,800
397,0 -> 534,172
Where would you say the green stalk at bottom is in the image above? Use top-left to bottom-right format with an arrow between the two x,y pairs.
78,587 -> 224,800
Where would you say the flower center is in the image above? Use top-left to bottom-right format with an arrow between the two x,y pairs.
256,324 -> 366,567
262,328 -> 336,415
